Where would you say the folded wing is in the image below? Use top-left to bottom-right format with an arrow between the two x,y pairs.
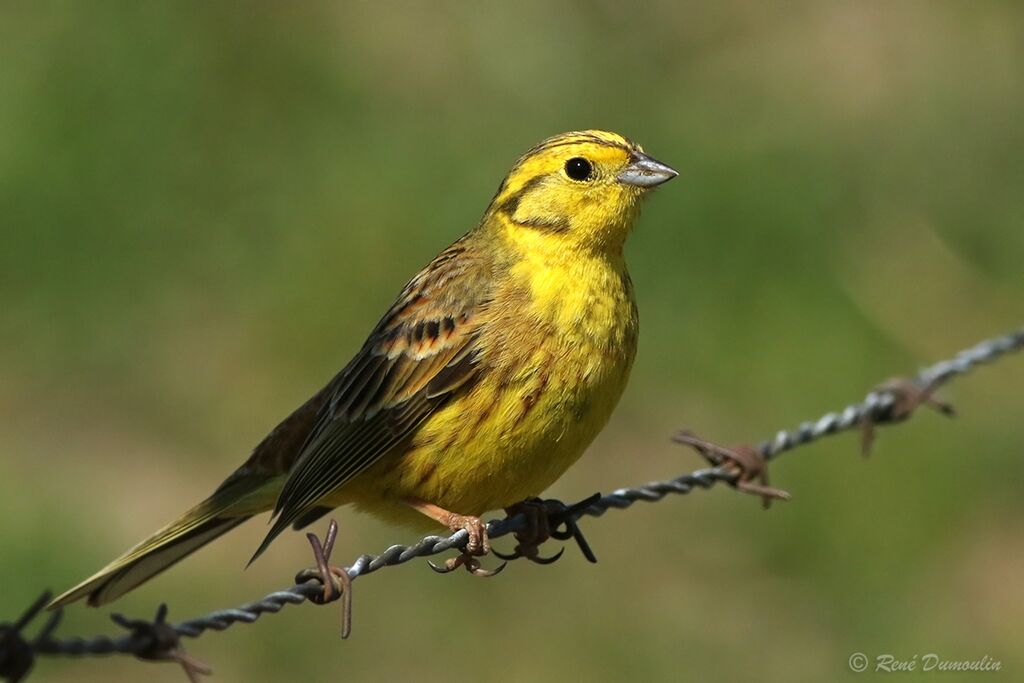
250,237 -> 490,561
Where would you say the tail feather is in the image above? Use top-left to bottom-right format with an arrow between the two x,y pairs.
49,377 -> 333,610
49,499 -> 253,609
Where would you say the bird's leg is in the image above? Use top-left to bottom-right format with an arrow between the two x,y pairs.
493,498 -> 565,565
293,519 -> 353,639
404,498 -> 506,577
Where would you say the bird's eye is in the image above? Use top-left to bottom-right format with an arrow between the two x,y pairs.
564,157 -> 593,181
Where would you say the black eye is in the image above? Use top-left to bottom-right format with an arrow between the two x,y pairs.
564,157 -> 593,181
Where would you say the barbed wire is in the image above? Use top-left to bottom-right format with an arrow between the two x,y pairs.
2,327 -> 1021,681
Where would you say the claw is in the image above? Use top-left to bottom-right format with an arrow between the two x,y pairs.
499,499 -> 556,565
491,548 -> 518,561
469,560 -> 507,577
424,513 -> 506,577
496,494 -> 600,565
493,543 -> 565,565
404,499 -> 508,578
531,547 -> 565,565
428,555 -> 506,576
427,559 -> 455,574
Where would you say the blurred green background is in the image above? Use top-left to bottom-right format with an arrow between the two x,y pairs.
2,2 -> 1022,681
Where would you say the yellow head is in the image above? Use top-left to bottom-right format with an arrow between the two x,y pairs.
484,130 -> 677,253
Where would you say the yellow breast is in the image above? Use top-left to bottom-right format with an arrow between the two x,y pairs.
343,224 -> 638,528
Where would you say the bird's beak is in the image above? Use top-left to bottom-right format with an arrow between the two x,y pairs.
616,152 -> 678,188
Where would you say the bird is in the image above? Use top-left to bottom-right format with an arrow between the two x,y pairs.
50,130 -> 677,608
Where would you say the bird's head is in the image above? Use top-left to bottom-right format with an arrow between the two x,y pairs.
485,130 -> 677,253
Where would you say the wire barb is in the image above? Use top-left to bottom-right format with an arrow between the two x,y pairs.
3,326 -> 1021,681
0,591 -> 53,683
495,498 -> 568,565
674,431 -> 791,509
859,376 -> 956,456
294,519 -> 353,639
110,604 -> 211,682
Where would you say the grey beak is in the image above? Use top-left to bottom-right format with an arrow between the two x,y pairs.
617,153 -> 678,188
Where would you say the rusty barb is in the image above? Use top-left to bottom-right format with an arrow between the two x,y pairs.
1,592 -> 209,683
673,431 -> 791,509
294,519 -> 353,640
110,605 -> 211,683
858,376 -> 956,457
2,326 -> 1021,682
494,494 -> 602,565
0,592 -> 57,683
672,371 -> 959,508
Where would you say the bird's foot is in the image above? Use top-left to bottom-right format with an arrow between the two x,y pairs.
427,513 -> 507,577
494,493 -> 602,564
294,519 -> 352,639
494,499 -> 562,565
402,497 -> 506,577
860,377 -> 956,456
675,430 -> 791,509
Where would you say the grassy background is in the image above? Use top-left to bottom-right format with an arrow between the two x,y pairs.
2,2 -> 1022,681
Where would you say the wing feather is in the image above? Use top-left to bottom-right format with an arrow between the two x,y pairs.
250,236 -> 489,561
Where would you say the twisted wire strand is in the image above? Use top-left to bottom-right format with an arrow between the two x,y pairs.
760,328 -> 1023,460
5,326 -> 1022,673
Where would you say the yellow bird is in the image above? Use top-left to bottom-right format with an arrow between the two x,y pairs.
51,130 -> 677,608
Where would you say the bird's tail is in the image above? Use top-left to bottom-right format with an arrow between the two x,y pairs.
48,480 -> 270,609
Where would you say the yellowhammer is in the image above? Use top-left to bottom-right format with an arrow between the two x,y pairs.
52,130 -> 677,607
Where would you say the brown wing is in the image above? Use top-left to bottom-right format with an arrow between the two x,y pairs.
249,236 -> 490,561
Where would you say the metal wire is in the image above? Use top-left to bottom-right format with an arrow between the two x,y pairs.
3,326 -> 1021,681
759,328 -> 1023,460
